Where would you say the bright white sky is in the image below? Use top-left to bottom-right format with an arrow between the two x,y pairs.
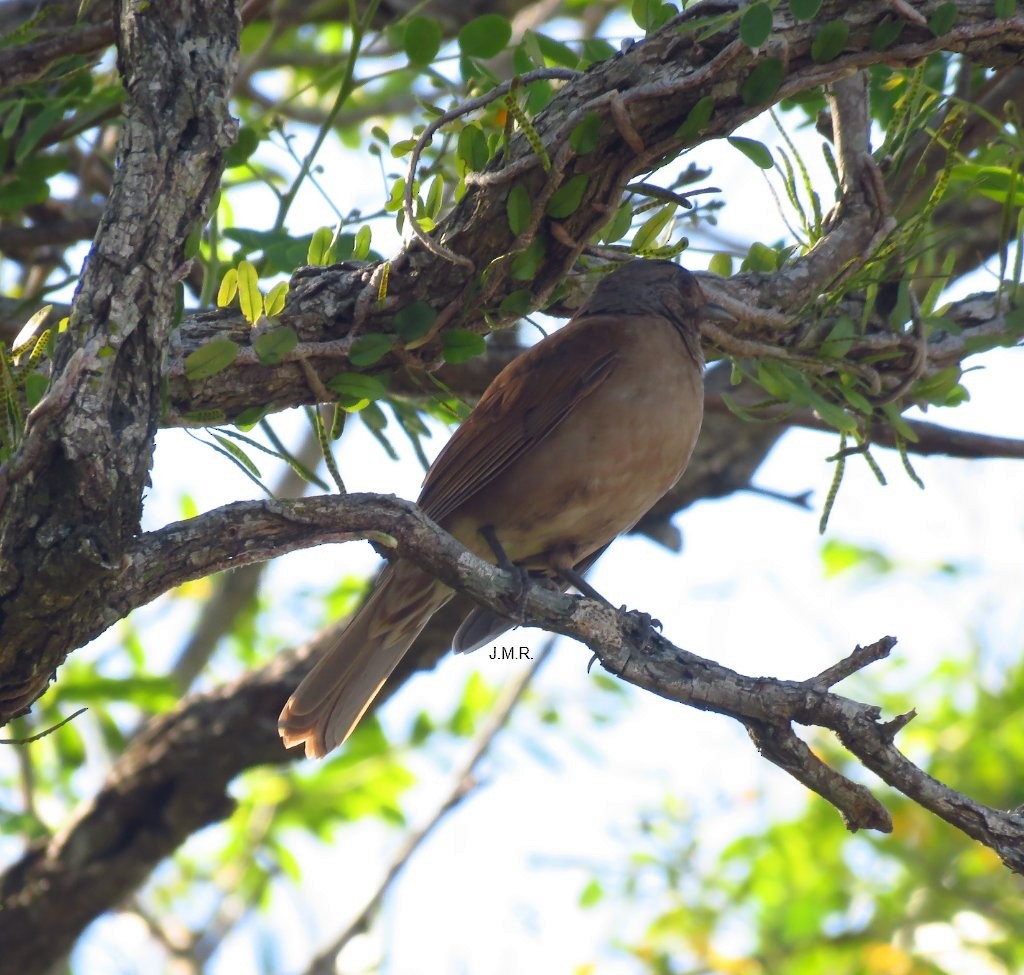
13,17 -> 1022,975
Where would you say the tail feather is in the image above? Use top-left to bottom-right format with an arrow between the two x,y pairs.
279,563 -> 451,758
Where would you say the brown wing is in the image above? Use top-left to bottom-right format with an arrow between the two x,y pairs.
419,316 -> 620,525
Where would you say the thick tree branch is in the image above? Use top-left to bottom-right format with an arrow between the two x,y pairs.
156,1 -> 1024,426
5,499 -> 1024,970
0,6 -> 238,712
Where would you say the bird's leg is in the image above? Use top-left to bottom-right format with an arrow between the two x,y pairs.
559,567 -> 662,663
478,525 -> 531,621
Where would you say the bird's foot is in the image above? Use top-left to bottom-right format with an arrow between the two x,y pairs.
617,605 -> 662,652
502,563 -> 532,622
587,607 -> 661,676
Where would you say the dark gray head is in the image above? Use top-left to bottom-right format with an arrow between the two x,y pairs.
581,259 -> 708,364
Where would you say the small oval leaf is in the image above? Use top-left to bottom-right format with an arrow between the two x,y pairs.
740,57 -> 784,106
631,204 -> 677,253
545,174 -> 589,218
307,227 -> 334,266
441,329 -> 486,364
675,94 -> 715,141
217,268 -> 238,308
327,372 -> 389,411
728,136 -> 774,170
349,333 -> 393,367
928,1 -> 957,35
184,338 -> 239,381
740,2 -> 772,47
253,325 -> 297,365
237,260 -> 262,324
393,300 -> 437,342
404,15 -> 442,66
870,17 -> 905,50
458,14 -> 512,59
790,0 -> 822,19
570,112 -> 602,155
506,184 -> 532,235
264,281 -> 288,317
811,21 -> 849,63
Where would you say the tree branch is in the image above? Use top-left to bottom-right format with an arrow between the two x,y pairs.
5,502 -> 1024,970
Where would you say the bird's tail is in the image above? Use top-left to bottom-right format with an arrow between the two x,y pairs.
279,562 -> 452,758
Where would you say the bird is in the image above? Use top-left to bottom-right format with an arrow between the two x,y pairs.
279,259 -> 711,758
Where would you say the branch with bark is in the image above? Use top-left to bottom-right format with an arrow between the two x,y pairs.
5,490 -> 1024,972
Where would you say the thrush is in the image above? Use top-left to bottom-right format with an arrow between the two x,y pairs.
280,259 -> 711,758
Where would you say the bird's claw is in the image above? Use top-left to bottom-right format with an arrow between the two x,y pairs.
616,605 -> 661,651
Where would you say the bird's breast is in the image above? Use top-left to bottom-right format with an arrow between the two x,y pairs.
447,320 -> 703,570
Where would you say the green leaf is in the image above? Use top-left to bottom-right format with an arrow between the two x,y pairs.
25,372 -> 48,409
708,252 -> 732,277
217,268 -> 238,307
741,241 -> 779,272
546,174 -> 589,218
234,405 -> 269,429
728,136 -> 774,169
913,366 -> 962,405
354,225 -> 372,260
579,878 -> 604,908
581,38 -> 616,65
949,164 -> 1024,205
631,203 -> 677,253
458,14 -> 512,58
599,203 -> 632,245
441,329 -> 486,364
15,102 -> 64,165
425,173 -> 444,218
212,433 -> 261,478
223,125 -> 260,167
184,338 -> 239,381
498,289 -> 534,317
790,0 -> 822,19
739,2 -> 772,47
928,1 -> 957,35
253,326 -> 297,365
741,57 -> 784,106
675,94 -> 715,141
264,281 -> 288,317
534,31 -> 580,69
570,111 -> 602,154
327,372 -> 389,411
237,259 -> 262,324
813,397 -> 857,433
996,0 -> 1016,16
631,0 -> 677,31
510,237 -> 546,281
506,183 -> 532,235
390,138 -> 416,158
819,315 -> 856,359
307,226 -> 335,266
821,539 -> 893,579
403,15 -> 442,65
870,16 -> 905,50
393,300 -> 437,342
349,333 -> 393,367
811,21 -> 849,63
0,175 -> 49,213
2,100 -> 24,139
385,177 -> 406,213
457,124 -> 490,173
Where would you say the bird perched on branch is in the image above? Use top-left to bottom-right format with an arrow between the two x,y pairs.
280,259 -> 713,758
